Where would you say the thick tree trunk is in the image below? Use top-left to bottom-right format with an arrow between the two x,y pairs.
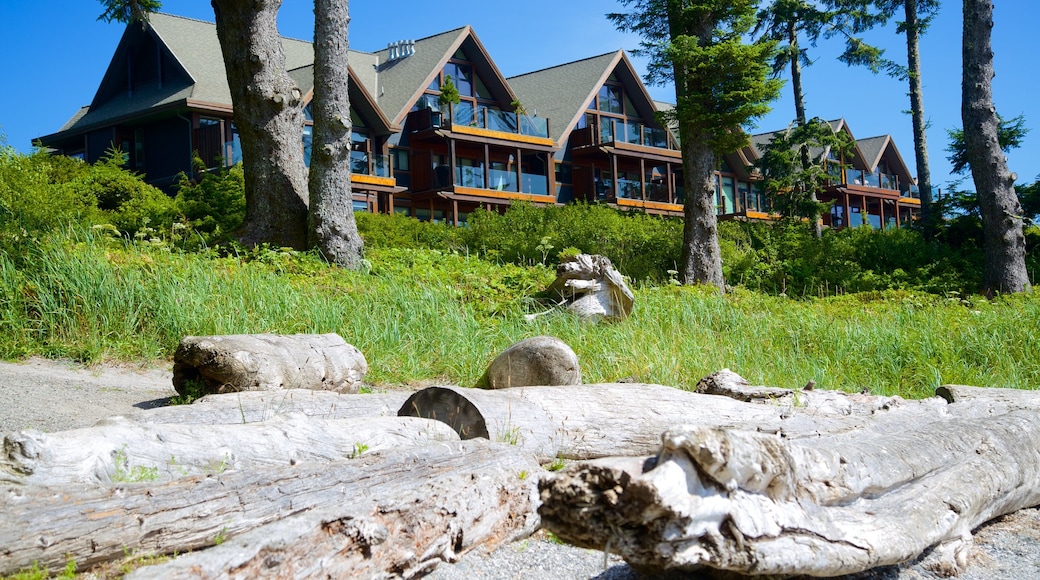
788,20 -> 806,127
172,333 -> 367,395
670,6 -> 725,291
905,0 -> 934,230
2,414 -> 455,485
211,0 -> 309,249
0,440 -> 540,577
540,392 -> 1040,576
678,131 -> 725,289
962,0 -> 1030,294
308,0 -> 365,267
126,389 -> 409,425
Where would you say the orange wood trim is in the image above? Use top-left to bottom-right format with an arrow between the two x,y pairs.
451,124 -> 556,147
616,197 -> 683,212
454,186 -> 556,203
898,197 -> 922,206
351,174 -> 397,187
745,210 -> 775,220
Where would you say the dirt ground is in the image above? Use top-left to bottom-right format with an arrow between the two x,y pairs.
2,357 -> 1039,579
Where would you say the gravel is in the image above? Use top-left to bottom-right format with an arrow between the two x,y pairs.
2,357 -> 1039,579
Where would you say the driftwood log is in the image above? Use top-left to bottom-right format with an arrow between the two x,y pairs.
126,389 -> 410,425
2,414 -> 457,485
173,333 -> 368,395
539,376 -> 1040,577
398,375 -> 940,460
0,440 -> 540,577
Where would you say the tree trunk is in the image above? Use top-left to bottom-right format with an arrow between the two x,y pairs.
211,0 -> 309,249
672,8 -> 724,290
540,397 -> 1040,576
788,19 -> 806,127
0,440 -> 539,577
2,414 -> 456,486
308,0 -> 365,268
962,0 -> 1030,294
172,333 -> 367,396
905,0 -> 935,231
125,389 -> 409,425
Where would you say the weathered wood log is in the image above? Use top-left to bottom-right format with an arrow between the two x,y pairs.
125,442 -> 540,579
0,440 -> 540,576
125,389 -> 409,425
696,368 -> 907,415
2,414 -> 457,485
937,383 -> 1040,407
398,379 -> 947,460
173,333 -> 367,395
539,405 -> 1040,577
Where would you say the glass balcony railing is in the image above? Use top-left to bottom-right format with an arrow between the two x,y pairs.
900,182 -> 920,199
596,119 -> 673,150
446,103 -> 550,139
846,169 -> 900,191
349,152 -> 391,177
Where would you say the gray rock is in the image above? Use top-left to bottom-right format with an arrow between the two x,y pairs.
482,336 -> 581,389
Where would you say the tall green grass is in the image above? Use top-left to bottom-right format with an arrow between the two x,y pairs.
2,229 -> 1037,397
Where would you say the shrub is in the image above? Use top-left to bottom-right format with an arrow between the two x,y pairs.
173,157 -> 247,248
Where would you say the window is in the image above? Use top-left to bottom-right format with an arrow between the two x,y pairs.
597,85 -> 623,114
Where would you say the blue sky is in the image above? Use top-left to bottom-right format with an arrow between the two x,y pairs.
2,0 -> 1037,192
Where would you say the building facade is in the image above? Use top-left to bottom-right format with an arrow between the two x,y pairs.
38,13 -> 919,230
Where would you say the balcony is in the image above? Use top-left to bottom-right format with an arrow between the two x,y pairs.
845,168 -> 900,192
409,103 -> 551,141
351,152 -> 391,177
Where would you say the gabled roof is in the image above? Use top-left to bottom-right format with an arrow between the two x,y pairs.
509,51 -> 668,146
291,64 -> 398,135
509,52 -> 619,144
749,118 -> 864,165
42,13 -> 375,141
373,26 -> 520,126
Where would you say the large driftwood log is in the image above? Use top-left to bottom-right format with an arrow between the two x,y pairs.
126,389 -> 409,425
173,333 -> 367,395
540,395 -> 1040,576
125,441 -> 540,579
2,414 -> 457,485
398,377 -> 945,460
0,440 -> 540,576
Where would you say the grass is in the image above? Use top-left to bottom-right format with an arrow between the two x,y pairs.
1,229 -> 1038,399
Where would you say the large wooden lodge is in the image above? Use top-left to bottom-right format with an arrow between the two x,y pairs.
37,13 -> 921,229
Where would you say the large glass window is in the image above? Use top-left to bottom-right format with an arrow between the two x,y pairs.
521,153 -> 548,195
598,85 -> 623,114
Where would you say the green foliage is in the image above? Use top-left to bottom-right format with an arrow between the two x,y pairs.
464,202 -> 683,282
112,446 -> 160,483
173,157 -> 247,248
611,0 -> 783,156
755,117 -> 853,221
170,378 -> 208,405
97,0 -> 163,24
355,211 -> 464,251
438,74 -> 461,107
946,114 -> 1029,175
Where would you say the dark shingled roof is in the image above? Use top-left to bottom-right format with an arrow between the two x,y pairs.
508,52 -> 622,144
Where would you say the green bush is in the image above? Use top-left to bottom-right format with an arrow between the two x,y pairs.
173,157 -> 247,248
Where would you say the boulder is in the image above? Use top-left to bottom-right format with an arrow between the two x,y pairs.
481,336 -> 581,389
546,254 -> 633,321
173,333 -> 367,395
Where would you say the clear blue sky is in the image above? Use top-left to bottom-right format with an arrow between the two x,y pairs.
2,0 -> 1037,192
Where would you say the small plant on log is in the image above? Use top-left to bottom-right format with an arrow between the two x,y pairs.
170,378 -> 207,406
349,442 -> 369,459
112,446 -> 159,483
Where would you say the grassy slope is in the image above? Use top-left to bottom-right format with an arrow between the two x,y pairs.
2,233 -> 1038,398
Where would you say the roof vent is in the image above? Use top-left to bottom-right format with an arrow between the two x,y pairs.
386,40 -> 415,62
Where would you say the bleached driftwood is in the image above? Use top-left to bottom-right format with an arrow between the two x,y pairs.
539,389 -> 1040,577
695,368 -> 906,415
0,440 -> 540,577
173,333 -> 367,395
398,377 -> 944,460
2,414 -> 457,485
126,389 -> 409,425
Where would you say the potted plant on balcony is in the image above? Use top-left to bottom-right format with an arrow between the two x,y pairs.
438,74 -> 461,124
